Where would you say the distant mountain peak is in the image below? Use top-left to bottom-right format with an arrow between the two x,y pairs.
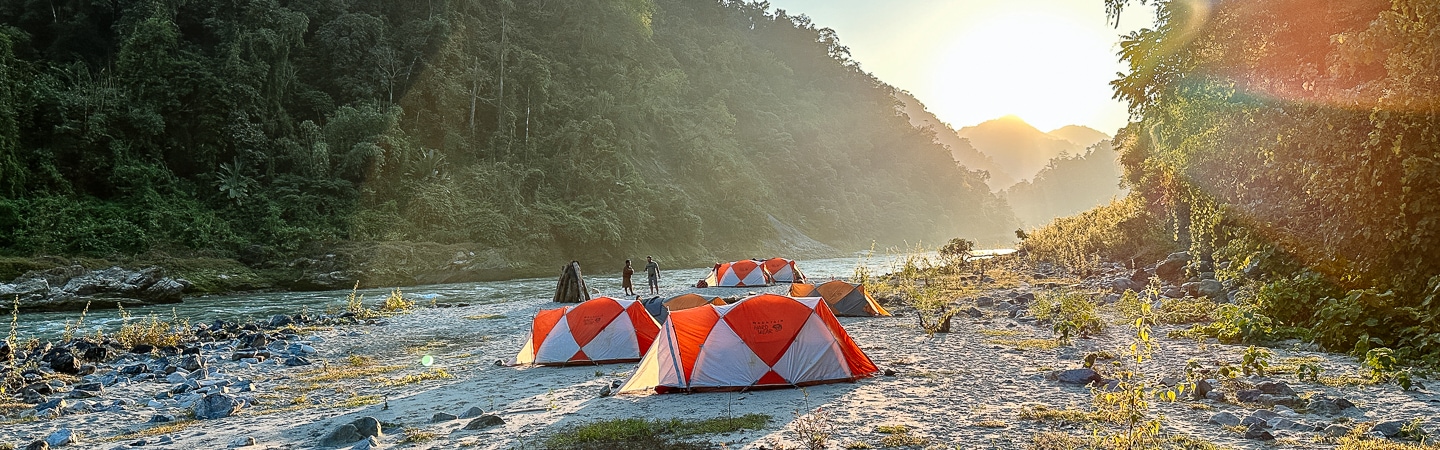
1046,125 -> 1111,150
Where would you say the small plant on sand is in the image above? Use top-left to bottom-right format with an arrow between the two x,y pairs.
2,296 -> 20,396
114,306 -> 191,349
1240,346 -> 1271,377
875,425 -> 927,448
401,428 -> 437,444
1089,301 -> 1190,449
379,288 -> 415,313
1363,348 -> 1416,390
791,389 -> 834,450
343,282 -> 380,320
60,301 -> 92,342
1032,291 -> 1104,343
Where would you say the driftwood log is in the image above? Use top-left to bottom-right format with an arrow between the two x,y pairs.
552,261 -> 591,303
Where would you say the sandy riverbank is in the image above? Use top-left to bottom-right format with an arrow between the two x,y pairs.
4,262 -> 1439,449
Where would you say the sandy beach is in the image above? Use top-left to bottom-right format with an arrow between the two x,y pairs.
4,260 -> 1439,450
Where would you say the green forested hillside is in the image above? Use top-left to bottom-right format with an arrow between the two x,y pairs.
1078,0 -> 1440,359
1005,140 -> 1122,228
0,0 -> 1016,273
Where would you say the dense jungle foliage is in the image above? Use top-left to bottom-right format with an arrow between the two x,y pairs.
0,0 -> 1017,268
1057,0 -> 1440,361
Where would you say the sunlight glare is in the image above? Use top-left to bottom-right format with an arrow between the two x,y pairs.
927,11 -> 1126,132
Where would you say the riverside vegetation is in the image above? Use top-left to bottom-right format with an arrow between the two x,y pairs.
0,0 -> 1017,295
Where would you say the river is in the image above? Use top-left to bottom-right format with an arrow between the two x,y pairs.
10,249 -> 1014,341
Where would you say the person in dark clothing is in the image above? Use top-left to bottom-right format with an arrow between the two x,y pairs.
622,259 -> 636,296
645,256 -> 660,295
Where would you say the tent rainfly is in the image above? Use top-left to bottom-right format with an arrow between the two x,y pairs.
789,280 -> 890,317
618,293 -> 878,394
512,297 -> 659,366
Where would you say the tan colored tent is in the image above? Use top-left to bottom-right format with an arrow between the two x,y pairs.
789,280 -> 890,317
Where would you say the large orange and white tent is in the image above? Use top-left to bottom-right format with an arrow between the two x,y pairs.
790,280 -> 890,317
700,260 -> 772,287
618,293 -> 878,394
512,297 -> 660,366
760,258 -> 806,283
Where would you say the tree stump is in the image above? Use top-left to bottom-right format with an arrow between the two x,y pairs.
552,261 -> 591,303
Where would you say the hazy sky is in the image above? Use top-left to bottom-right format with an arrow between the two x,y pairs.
763,0 -> 1157,134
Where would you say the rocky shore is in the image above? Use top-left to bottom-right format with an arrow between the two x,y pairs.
0,266 -> 190,312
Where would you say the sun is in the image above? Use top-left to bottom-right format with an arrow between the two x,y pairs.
925,11 -> 1127,132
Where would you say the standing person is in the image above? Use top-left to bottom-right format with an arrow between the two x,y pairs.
621,260 -> 636,296
645,256 -> 661,295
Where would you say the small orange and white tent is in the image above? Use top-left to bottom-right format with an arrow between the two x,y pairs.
790,280 -> 890,317
641,294 -> 728,324
760,258 -> 806,283
700,260 -> 772,287
512,297 -> 660,366
618,294 -> 878,394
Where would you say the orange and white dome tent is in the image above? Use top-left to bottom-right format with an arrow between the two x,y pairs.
760,258 -> 806,283
790,280 -> 891,317
700,260 -> 772,287
618,293 -> 878,394
512,297 -> 660,366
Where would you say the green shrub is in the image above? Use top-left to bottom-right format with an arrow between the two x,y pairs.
1020,196 -> 1173,275
1033,291 -> 1105,343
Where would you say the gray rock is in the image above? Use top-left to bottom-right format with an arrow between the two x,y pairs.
1014,292 -> 1035,304
460,406 -> 485,419
975,297 -> 995,307
1306,394 -> 1357,416
462,415 -> 505,430
284,357 -> 312,366
232,436 -> 256,447
965,306 -> 983,318
323,417 -> 384,446
1257,394 -> 1304,408
1198,279 -> 1224,297
1271,418 -> 1318,432
1370,420 -> 1407,438
431,412 -> 459,422
25,441 -> 49,450
1156,258 -> 1187,283
1194,379 -> 1217,399
1209,412 -> 1242,427
35,398 -> 66,414
1240,415 -> 1268,428
1052,368 -> 1102,385
44,428 -> 76,447
1324,424 -> 1352,437
354,436 -> 381,450
1244,423 -> 1274,440
73,382 -> 102,393
193,393 -> 241,420
1249,409 -> 1280,421
179,355 -> 205,372
268,314 -> 295,328
1255,381 -> 1296,396
150,414 -> 176,423
351,417 -> 383,440
1236,389 -> 1263,403
322,425 -> 363,446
